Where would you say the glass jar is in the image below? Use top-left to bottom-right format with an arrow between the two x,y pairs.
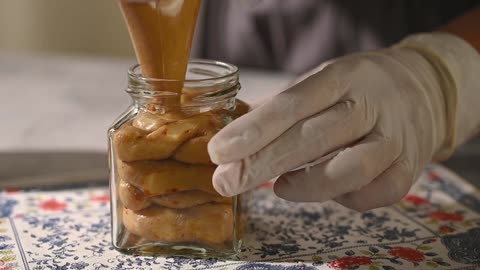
108,59 -> 248,257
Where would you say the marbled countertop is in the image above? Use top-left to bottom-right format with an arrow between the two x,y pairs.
0,53 -> 478,187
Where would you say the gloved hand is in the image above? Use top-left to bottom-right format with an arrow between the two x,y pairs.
208,33 -> 480,211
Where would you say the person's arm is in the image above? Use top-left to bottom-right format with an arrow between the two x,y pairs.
441,7 -> 480,53
406,6 -> 480,159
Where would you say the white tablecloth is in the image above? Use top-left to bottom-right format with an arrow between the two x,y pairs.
1,164 -> 480,269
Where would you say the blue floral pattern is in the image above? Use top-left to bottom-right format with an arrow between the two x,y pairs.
0,163 -> 479,269
0,198 -> 18,218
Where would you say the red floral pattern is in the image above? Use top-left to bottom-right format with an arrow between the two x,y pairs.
329,256 -> 372,269
430,211 -> 464,222
388,247 -> 425,263
257,181 -> 274,189
403,195 -> 429,206
4,189 -> 21,194
90,195 -> 110,203
38,199 -> 67,211
439,225 -> 455,233
0,259 -> 12,270
428,171 -> 441,181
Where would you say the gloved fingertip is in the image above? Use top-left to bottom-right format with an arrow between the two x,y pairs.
208,136 -> 243,164
334,194 -> 369,213
273,175 -> 295,201
207,142 -> 223,165
208,124 -> 262,164
212,162 -> 243,197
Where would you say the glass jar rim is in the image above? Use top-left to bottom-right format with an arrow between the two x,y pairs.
126,59 -> 241,111
127,59 -> 239,83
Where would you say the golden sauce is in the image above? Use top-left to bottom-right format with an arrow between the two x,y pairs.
118,0 -> 201,92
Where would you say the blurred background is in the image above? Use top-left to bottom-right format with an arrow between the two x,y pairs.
0,1 -> 133,57
0,0 -> 478,188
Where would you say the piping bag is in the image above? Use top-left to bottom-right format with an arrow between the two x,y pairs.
118,0 -> 202,104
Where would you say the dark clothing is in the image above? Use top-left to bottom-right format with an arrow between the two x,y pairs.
192,0 -> 477,74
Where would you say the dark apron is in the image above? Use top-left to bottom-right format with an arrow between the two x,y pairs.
192,0 -> 477,74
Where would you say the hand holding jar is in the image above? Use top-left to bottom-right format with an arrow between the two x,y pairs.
209,33 -> 480,212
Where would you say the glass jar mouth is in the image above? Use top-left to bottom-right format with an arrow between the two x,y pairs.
127,59 -> 239,84
126,59 -> 241,112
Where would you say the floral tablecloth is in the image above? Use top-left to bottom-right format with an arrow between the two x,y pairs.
1,164 -> 479,270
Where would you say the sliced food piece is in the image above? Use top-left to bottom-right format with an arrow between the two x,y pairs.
118,179 -> 152,211
118,159 -> 217,196
173,134 -> 213,165
151,190 -> 232,209
123,203 -> 234,245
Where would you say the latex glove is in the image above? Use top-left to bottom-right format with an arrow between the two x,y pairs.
208,33 -> 480,211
